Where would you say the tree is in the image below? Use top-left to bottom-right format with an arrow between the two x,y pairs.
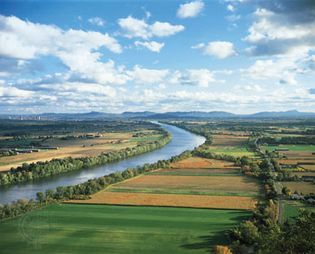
282,186 -> 291,196
36,192 -> 44,203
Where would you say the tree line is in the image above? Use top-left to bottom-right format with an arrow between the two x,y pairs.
0,130 -> 171,186
0,149 -> 192,221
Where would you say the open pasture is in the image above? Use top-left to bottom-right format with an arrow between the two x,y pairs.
74,192 -> 257,210
282,181 -> 315,194
205,146 -> 255,157
0,204 -> 250,254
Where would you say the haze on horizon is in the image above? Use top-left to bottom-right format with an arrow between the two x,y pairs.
0,0 -> 315,114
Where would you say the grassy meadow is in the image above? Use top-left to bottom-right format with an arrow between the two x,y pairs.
282,200 -> 315,221
0,204 -> 250,254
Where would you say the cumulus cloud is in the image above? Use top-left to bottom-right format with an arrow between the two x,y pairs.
0,15 -> 121,60
192,41 -> 236,59
177,1 -> 205,18
244,1 -> 315,57
184,69 -> 216,87
243,58 -> 298,85
118,16 -> 184,39
0,15 -> 131,85
88,17 -> 105,26
134,41 -> 165,52
127,65 -> 170,84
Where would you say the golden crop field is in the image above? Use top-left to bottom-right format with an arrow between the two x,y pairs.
72,192 -> 257,210
282,181 -> 315,194
110,175 -> 260,193
0,132 -> 137,172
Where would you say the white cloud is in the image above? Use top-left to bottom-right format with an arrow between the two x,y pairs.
243,58 -> 298,85
185,69 -> 216,87
168,69 -> 218,87
128,65 -> 169,84
0,85 -> 34,98
177,1 -> 205,18
118,16 -> 184,39
234,84 -> 263,92
42,82 -> 116,97
88,17 -> 106,26
193,41 -> 236,59
0,15 -> 121,60
134,41 -> 165,52
227,4 -> 235,12
0,15 -> 129,85
244,8 -> 315,57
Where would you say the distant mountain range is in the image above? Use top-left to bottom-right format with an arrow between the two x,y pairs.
1,110 -> 315,120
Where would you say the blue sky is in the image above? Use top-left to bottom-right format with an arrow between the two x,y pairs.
0,0 -> 314,114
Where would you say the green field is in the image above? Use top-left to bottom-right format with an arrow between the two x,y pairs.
147,170 -> 241,177
107,187 -> 259,197
206,146 -> 255,157
0,204 -> 249,254
262,145 -> 315,152
282,200 -> 315,221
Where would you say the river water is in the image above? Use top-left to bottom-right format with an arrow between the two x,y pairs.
0,123 -> 205,204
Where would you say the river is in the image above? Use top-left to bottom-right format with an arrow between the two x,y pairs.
0,123 -> 205,204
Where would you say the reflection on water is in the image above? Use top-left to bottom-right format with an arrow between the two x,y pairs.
0,123 -> 205,204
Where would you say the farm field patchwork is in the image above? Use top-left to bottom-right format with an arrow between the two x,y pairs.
265,144 -> 315,170
75,157 -> 261,209
204,134 -> 256,157
0,204 -> 250,254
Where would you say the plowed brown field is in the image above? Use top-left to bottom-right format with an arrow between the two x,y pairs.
171,157 -> 234,169
212,134 -> 248,146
